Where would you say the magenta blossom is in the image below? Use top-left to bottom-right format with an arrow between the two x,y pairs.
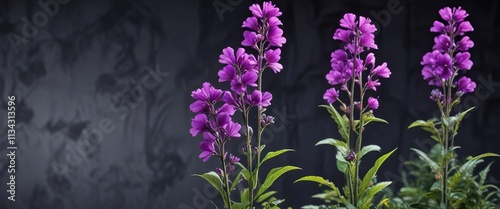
323,88 -> 339,104
326,13 -> 389,113
422,6 -> 476,101
456,76 -> 476,94
367,97 -> 379,110
242,1 -> 286,73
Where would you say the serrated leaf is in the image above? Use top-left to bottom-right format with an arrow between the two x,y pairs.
256,191 -> 277,203
411,148 -> 440,172
316,138 -> 348,156
360,148 -> 396,193
320,104 -> 350,141
256,166 -> 301,198
193,172 -> 228,205
358,145 -> 381,159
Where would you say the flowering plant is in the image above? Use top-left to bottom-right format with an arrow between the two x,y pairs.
189,2 -> 299,208
296,13 -> 395,209
403,6 -> 499,208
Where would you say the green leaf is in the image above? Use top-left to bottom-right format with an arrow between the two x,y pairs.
232,201 -> 250,209
410,148 -> 440,172
295,176 -> 348,205
366,181 -> 392,200
408,120 -> 441,143
336,151 -> 348,173
452,107 -> 475,134
320,104 -> 350,141
256,166 -> 301,198
230,171 -> 243,191
193,172 -> 228,205
295,176 -> 339,191
358,145 -> 382,159
467,152 -> 500,161
256,191 -> 277,203
360,148 -> 396,193
316,138 -> 348,156
259,149 -> 295,167
240,188 -> 249,202
236,162 -> 251,181
355,112 -> 388,129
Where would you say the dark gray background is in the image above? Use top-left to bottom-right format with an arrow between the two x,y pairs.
0,0 -> 499,208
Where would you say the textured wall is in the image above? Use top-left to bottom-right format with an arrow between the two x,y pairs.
0,0 -> 498,208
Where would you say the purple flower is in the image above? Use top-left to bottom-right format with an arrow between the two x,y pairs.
265,48 -> 283,73
230,71 -> 258,94
455,52 -> 473,71
457,21 -> 474,35
246,90 -> 272,107
422,6 -> 476,105
323,88 -> 339,104
221,121 -> 242,139
267,26 -> 286,47
430,21 -> 446,33
229,154 -> 240,164
345,150 -> 356,162
261,114 -> 275,127
366,78 -> 381,91
421,51 -> 453,83
191,82 -> 223,103
242,17 -> 258,31
439,7 -> 468,23
371,62 -> 391,78
433,34 -> 451,52
242,31 -> 262,48
457,76 -> 476,94
249,1 -> 282,19
190,114 -> 208,137
215,168 -> 224,177
218,65 -> 236,82
217,103 -> 237,116
430,89 -> 444,101
199,141 -> 216,162
367,97 -> 379,110
457,36 -> 474,51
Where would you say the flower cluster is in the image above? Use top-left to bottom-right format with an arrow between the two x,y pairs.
218,47 -> 273,110
421,7 -> 476,101
242,1 -> 286,73
324,13 -> 390,111
190,82 -> 241,162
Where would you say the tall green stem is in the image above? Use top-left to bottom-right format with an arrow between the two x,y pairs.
243,110 -> 253,209
354,63 -> 364,206
220,145 -> 233,209
442,79 -> 452,208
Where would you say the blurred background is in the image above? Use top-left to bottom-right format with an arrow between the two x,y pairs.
0,0 -> 499,208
